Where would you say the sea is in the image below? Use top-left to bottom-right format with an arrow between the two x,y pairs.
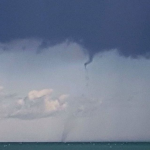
0,142 -> 150,150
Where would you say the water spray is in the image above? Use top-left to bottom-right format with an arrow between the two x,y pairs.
61,115 -> 76,142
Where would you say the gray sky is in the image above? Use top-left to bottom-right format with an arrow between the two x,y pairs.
0,0 -> 150,142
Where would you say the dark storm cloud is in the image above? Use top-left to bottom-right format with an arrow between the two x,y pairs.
0,0 -> 150,59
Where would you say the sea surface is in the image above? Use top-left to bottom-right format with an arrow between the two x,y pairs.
0,142 -> 150,150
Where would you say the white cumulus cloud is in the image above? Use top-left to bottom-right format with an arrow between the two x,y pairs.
0,88 -> 69,119
28,89 -> 53,100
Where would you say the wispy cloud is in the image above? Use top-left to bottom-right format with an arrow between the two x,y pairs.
0,86 -> 4,91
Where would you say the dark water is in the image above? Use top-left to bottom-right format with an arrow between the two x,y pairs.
0,142 -> 150,150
